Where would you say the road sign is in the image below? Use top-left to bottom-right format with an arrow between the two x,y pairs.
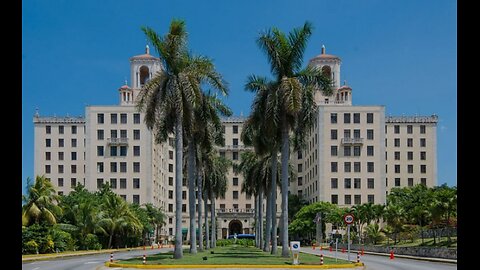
290,241 -> 301,265
344,214 -> 354,224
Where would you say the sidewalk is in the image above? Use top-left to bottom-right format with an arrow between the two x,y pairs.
22,246 -> 146,262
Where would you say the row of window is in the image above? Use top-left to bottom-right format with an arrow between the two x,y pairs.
331,161 -> 375,173
45,138 -> 78,148
46,125 -> 78,134
390,151 -> 427,160
330,129 -> 374,140
219,151 -> 239,160
387,138 -> 427,147
330,178 -> 375,189
45,151 -> 79,161
330,145 -> 374,157
46,164 -> 80,174
330,113 -> 374,124
96,178 -> 141,189
331,194 -> 375,205
97,129 -> 141,140
389,124 -> 427,134
388,177 -> 427,187
97,113 -> 141,124
387,164 -> 428,174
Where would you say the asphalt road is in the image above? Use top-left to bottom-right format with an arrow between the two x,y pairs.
302,248 -> 457,270
22,247 -> 173,270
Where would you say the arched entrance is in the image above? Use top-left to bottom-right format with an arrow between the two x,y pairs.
228,220 -> 243,236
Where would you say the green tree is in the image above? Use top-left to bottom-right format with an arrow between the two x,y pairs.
22,176 -> 62,226
144,203 -> 167,244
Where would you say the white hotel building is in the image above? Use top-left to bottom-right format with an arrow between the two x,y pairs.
33,45 -> 437,241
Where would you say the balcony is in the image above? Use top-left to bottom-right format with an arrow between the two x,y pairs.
217,145 -> 252,151
341,137 -> 363,145
107,137 -> 129,145
217,208 -> 255,214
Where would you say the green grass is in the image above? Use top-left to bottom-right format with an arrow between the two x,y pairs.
119,245 -> 351,265
377,236 -> 457,248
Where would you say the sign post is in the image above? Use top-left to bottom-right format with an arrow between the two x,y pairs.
343,214 -> 354,262
290,241 -> 301,265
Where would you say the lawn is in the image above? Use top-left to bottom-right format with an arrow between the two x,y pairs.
377,236 -> 457,248
118,245 -> 351,265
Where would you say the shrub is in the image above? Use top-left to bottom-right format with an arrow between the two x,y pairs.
51,228 -> 76,252
24,240 -> 39,254
82,234 -> 102,250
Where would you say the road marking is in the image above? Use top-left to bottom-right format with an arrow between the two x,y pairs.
84,261 -> 100,264
32,267 -> 39,270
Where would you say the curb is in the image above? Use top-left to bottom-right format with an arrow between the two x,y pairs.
105,262 -> 364,269
22,247 -> 145,262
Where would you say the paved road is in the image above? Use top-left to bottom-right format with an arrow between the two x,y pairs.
22,247 -> 173,270
302,248 -> 457,270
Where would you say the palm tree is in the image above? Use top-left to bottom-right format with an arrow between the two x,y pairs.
254,21 -> 332,257
144,203 -> 167,244
22,176 -> 62,226
138,20 -> 228,259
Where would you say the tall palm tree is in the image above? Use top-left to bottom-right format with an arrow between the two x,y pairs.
255,21 -> 332,256
138,20 -> 228,259
22,176 -> 62,226
144,203 -> 167,244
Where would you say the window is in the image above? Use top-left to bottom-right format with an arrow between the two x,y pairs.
407,151 -> 413,160
331,195 -> 338,204
59,139 -> 64,147
233,191 -> 239,199
367,146 -> 374,156
407,138 -> 413,147
385,138 -> 387,147
169,151 -> 174,159
233,204 -> 238,209
395,164 -> 400,173
110,162 -> 117,173
344,146 -> 351,156
331,146 -> 338,156
233,177 -> 239,186
183,178 -> 187,187
233,125 -> 238,134
367,195 -> 374,203
46,125 -> 51,134
366,129 -> 374,140
97,113 -> 104,124
408,165 -> 414,174
111,113 -> 117,124
421,165 -> 427,174
110,146 -> 117,157
168,164 -> 173,172
367,178 -> 374,189
133,130 -> 140,140
120,178 -> 127,189
168,218 -> 173,224
120,113 -> 127,124
71,126 -> 77,134
331,178 -> 338,189
46,139 -> 51,147
344,195 -> 352,205
120,162 -> 127,173
331,162 -> 338,172
220,204 -> 226,209
354,195 -> 361,205
120,130 -> 127,138
120,146 -> 127,156
110,178 -> 117,189
344,129 -> 351,138
367,162 -> 374,173
133,178 -> 140,189
395,178 -> 401,187
354,146 -> 361,156
354,162 -> 361,173
233,138 -> 238,146
120,195 -> 127,201
408,178 -> 414,187
394,138 -> 400,147
58,178 -> 64,187
168,204 -> 173,212
220,151 -> 225,158
97,145 -> 103,157
394,125 -> 400,134
97,178 -> 104,189
420,138 -> 426,147
97,162 -> 104,173
71,178 -> 77,188
420,125 -> 426,134
133,162 -> 140,173
354,178 -> 361,189
344,162 -> 351,173
134,113 -> 140,124
297,150 -> 303,159
97,130 -> 104,140
344,178 -> 351,189
344,113 -> 351,124
233,151 -> 238,160
331,129 -> 338,140
58,165 -> 64,174
421,178 -> 427,186
407,125 -> 413,134
366,113 -> 374,123
246,204 -> 252,209
353,129 -> 361,138
133,146 -> 140,156
420,151 -> 426,160
71,152 -> 77,161
394,151 -> 400,160
297,164 -> 303,173
353,113 -> 360,123
71,138 -> 77,147
45,165 -> 51,174
246,194 -> 252,200
71,165 -> 77,174
111,130 -> 117,138
181,204 -> 186,213
133,195 -> 140,204
168,190 -> 173,199
169,177 -> 173,186
330,113 -> 337,124
45,152 -> 51,161
59,125 -> 64,134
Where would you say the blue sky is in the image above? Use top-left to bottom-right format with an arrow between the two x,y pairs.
22,0 -> 457,193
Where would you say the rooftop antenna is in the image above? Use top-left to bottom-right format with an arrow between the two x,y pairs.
34,107 -> 39,117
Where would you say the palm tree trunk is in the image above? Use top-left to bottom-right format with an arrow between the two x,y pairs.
280,120 -> 290,257
255,194 -> 259,247
187,140 -> 197,254
270,152 -> 278,255
108,227 -> 115,249
174,117 -> 184,259
204,193 -> 209,249
197,161 -> 204,251
264,181 -> 272,252
211,197 -> 216,247
259,188 -> 264,250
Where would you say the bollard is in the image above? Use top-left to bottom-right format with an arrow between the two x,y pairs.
320,254 -> 324,265
312,243 -> 316,250
390,250 -> 394,260
110,252 -> 113,263
361,248 -> 364,256
357,252 -> 360,263
151,245 -> 154,249
342,247 -> 345,253
329,246 -> 332,252
143,254 -> 146,264
143,245 -> 145,251
320,245 -> 322,251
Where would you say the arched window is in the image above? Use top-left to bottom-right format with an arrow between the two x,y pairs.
322,65 -> 332,79
139,66 -> 150,86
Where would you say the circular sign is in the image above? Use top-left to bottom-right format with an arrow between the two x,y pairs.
344,214 -> 354,224
293,243 -> 299,249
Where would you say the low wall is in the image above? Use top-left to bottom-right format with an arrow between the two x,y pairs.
337,244 -> 457,260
